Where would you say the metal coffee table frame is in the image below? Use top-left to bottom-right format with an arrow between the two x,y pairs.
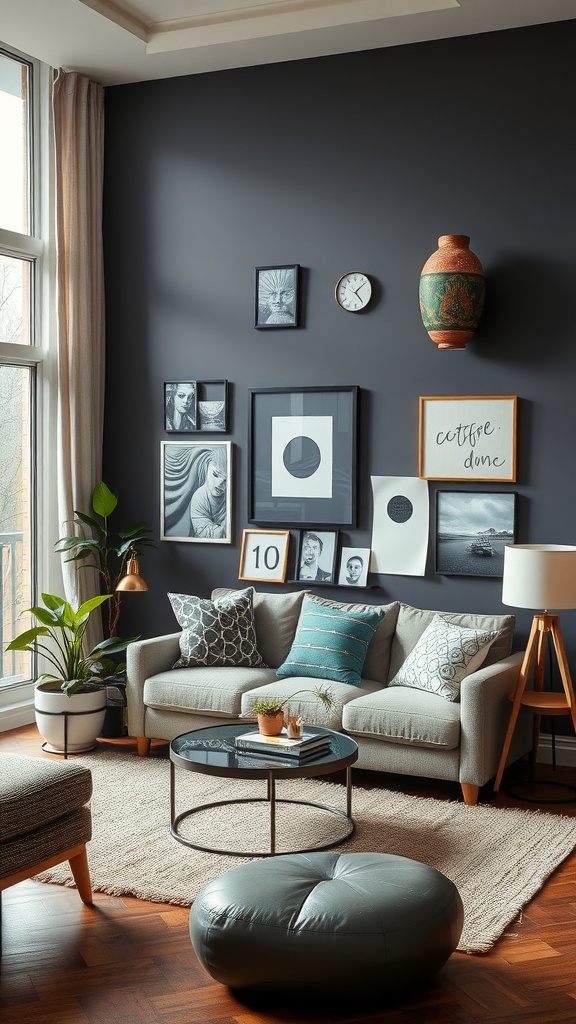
169,724 -> 358,857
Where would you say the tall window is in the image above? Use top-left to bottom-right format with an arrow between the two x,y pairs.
0,46 -> 48,690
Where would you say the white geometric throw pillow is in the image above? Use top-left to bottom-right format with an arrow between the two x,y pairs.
388,614 -> 502,702
168,587 -> 266,668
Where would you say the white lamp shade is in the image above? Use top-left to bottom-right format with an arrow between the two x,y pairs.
502,544 -> 576,610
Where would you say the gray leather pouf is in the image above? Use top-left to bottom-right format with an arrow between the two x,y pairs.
190,851 -> 464,995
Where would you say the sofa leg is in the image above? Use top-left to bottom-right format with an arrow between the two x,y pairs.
68,845 -> 93,904
461,783 -> 479,806
137,737 -> 151,757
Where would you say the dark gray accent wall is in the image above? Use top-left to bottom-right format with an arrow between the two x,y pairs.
103,21 -> 576,704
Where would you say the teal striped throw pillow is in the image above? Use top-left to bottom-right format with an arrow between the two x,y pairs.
276,595 -> 386,687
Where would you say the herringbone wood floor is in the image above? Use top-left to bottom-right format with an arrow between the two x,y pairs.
1,725 -> 576,1024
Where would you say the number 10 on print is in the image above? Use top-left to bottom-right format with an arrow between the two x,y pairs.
239,529 -> 290,584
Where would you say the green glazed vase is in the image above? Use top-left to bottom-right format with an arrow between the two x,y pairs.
419,234 -> 485,349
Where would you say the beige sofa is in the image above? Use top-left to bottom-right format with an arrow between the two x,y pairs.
125,588 -> 532,805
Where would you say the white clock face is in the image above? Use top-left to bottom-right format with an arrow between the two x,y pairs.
335,272 -> 372,312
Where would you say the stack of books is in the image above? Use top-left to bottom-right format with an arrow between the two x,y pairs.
234,729 -> 331,764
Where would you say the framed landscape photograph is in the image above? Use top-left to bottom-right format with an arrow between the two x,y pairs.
248,385 -> 358,526
435,490 -> 517,577
255,264 -> 300,329
160,440 -> 232,543
238,529 -> 290,584
197,379 -> 228,432
419,395 -> 517,482
295,530 -> 338,583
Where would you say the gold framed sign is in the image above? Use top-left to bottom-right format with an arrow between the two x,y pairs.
238,529 -> 290,584
419,396 -> 517,482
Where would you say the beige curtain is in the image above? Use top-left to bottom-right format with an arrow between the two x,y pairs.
53,69 -> 105,650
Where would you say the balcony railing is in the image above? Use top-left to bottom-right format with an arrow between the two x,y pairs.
0,532 -> 25,681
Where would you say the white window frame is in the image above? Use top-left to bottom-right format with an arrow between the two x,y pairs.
0,45 -> 61,728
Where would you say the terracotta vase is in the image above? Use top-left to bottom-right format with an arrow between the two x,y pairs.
257,711 -> 285,736
419,234 -> 485,349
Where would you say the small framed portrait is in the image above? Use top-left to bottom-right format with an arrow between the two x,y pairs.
238,529 -> 290,584
435,490 -> 517,577
160,440 -> 232,543
255,264 -> 299,329
337,547 -> 370,588
295,530 -> 338,583
164,381 -> 197,432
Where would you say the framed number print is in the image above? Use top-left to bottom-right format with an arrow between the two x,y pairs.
248,386 -> 358,526
255,265 -> 300,329
238,529 -> 290,583
419,395 -> 517,482
435,490 -> 517,577
161,440 -> 232,543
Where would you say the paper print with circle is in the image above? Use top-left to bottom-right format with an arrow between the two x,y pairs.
370,475 -> 429,576
271,416 -> 333,498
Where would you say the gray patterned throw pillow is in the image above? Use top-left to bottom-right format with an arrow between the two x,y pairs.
388,614 -> 502,701
168,587 -> 266,668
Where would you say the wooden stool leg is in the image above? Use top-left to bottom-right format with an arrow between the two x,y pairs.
68,846 -> 93,904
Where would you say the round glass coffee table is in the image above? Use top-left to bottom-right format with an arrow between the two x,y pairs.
170,723 -> 358,857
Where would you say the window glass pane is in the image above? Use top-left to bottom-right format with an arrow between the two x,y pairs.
0,51 -> 30,234
0,254 -> 32,345
0,364 -> 33,684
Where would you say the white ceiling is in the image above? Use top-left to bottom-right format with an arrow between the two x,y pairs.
2,0 -> 576,86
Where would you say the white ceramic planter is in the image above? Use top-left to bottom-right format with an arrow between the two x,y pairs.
34,681 -> 107,755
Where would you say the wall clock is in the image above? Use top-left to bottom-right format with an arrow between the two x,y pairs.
335,271 -> 372,312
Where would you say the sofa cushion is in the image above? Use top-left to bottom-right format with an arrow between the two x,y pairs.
387,615 -> 502,701
299,595 -> 400,685
388,603 -> 515,683
241,676 -> 382,731
168,587 -> 266,668
144,666 -> 278,718
342,686 -> 461,750
212,587 -> 306,669
275,594 -> 386,687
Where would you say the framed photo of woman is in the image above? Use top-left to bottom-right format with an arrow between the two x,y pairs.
160,441 -> 232,543
164,381 -> 198,431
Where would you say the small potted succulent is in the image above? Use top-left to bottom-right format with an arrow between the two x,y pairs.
250,685 -> 335,736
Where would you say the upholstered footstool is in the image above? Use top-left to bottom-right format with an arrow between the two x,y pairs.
0,753 -> 93,904
190,851 -> 464,995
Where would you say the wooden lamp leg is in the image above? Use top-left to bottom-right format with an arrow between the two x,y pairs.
493,615 -> 540,793
549,619 -> 576,733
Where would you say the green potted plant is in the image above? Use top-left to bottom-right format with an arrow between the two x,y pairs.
55,480 -> 153,736
250,685 -> 335,736
6,592 -> 136,755
55,481 -> 153,639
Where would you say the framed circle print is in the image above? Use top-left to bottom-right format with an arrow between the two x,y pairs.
248,386 -> 359,527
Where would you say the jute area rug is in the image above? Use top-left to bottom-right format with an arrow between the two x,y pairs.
35,749 -> 576,954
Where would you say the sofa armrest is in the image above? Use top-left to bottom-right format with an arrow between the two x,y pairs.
126,633 -> 181,737
458,651 -> 531,787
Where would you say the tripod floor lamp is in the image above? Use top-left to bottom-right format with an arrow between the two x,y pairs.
494,543 -> 576,794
